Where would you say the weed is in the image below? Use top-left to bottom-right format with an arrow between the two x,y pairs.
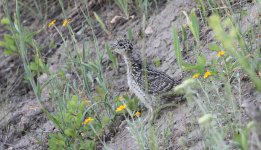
173,3 -> 261,149
94,12 -> 110,35
153,57 -> 161,68
115,0 -> 130,18
134,0 -> 149,18
105,42 -> 118,71
0,17 -> 35,55
209,15 -> 261,91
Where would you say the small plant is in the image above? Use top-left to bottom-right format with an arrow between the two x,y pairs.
0,17 -> 19,55
134,0 -> 149,18
173,23 -> 208,76
0,17 -> 48,80
115,0 -> 130,18
153,57 -> 161,68
0,17 -> 36,55
48,95 -> 98,149
28,54 -> 48,78
182,10 -> 200,43
0,33 -> 18,55
93,12 -> 110,35
115,95 -> 140,113
209,15 -> 261,91
172,7 -> 261,148
105,42 -> 118,71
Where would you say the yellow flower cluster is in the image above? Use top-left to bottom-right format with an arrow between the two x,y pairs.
116,104 -> 127,112
48,19 -> 71,28
83,117 -> 94,125
192,71 -> 212,79
48,20 -> 56,27
135,111 -> 141,117
203,71 -> 212,78
62,19 -> 71,27
217,50 -> 225,57
192,73 -> 200,79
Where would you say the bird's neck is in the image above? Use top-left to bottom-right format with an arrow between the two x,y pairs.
122,52 -> 142,74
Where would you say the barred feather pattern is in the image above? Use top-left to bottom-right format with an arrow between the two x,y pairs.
129,59 -> 176,96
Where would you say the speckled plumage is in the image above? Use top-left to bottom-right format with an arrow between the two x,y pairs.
126,53 -> 176,95
112,39 -> 179,123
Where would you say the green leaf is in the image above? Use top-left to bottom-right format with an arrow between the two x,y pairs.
199,0 -> 207,18
196,55 -> 206,73
37,57 -> 45,69
48,133 -> 66,149
183,10 -> 200,41
1,17 -> 10,25
0,41 -> 5,47
69,95 -> 78,108
4,49 -> 15,55
71,95 -> 78,101
233,130 -> 249,150
29,62 -> 38,71
182,62 -> 197,71
4,34 -> 14,41
196,55 -> 206,67
9,45 -> 17,51
64,129 -> 76,137
190,10 -> 200,41
105,42 -> 118,70
208,43 -> 220,51
153,57 -> 161,68
101,116 -> 110,127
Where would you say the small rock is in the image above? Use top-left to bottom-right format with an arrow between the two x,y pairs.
37,73 -> 48,84
110,15 -> 134,24
110,15 -> 123,24
145,26 -> 154,35
42,121 -> 55,131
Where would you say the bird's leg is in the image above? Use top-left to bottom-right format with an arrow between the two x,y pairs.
151,102 -> 180,124
139,96 -> 154,125
148,93 -> 185,124
143,105 -> 154,125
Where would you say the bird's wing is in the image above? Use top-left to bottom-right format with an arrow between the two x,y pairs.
139,67 -> 175,95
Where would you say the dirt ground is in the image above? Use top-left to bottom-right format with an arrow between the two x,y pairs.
0,0 -> 260,150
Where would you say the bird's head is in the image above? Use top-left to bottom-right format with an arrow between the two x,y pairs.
111,39 -> 133,55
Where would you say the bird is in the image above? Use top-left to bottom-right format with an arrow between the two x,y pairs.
111,38 -> 181,124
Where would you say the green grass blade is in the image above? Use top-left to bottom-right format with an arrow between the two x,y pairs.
93,12 -> 110,35
172,23 -> 183,69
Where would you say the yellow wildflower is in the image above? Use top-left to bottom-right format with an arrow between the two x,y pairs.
203,71 -> 212,79
217,50 -> 225,57
117,95 -> 124,101
192,73 -> 200,79
135,111 -> 141,117
116,104 -> 127,112
83,117 -> 94,125
62,19 -> 71,27
48,19 -> 56,27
